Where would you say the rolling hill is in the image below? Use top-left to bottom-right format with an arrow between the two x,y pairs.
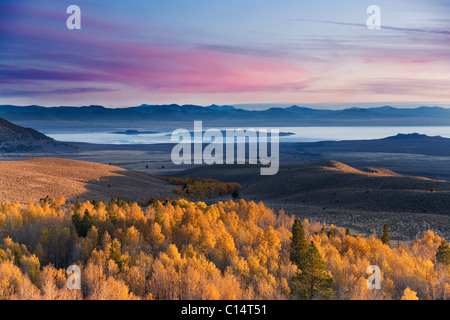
0,117 -> 78,153
0,158 -> 174,203
171,160 -> 450,215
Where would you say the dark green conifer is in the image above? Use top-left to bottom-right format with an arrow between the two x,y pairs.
436,239 -> 450,266
380,224 -> 391,246
292,241 -> 334,300
290,219 -> 308,269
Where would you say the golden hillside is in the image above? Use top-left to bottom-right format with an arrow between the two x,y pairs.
0,158 -> 173,203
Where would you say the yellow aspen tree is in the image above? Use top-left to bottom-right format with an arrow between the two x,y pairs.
401,287 -> 419,300
149,222 -> 165,248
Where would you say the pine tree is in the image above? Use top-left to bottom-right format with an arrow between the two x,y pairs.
436,239 -> 450,266
71,211 -> 83,237
82,209 -> 93,234
72,209 -> 93,237
292,241 -> 334,300
290,219 -> 308,269
107,202 -> 118,224
380,224 -> 390,246
109,239 -> 123,270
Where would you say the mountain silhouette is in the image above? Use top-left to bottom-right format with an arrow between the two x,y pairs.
1,105 -> 450,127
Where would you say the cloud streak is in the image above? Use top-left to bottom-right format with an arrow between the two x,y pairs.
294,18 -> 450,35
0,87 -> 118,97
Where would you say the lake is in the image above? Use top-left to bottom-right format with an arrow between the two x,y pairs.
45,126 -> 450,144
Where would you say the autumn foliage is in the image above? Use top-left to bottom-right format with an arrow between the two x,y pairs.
0,197 -> 449,300
157,176 -> 242,199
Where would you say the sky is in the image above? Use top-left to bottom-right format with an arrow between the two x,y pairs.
0,0 -> 449,108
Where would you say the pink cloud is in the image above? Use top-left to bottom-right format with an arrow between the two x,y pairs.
1,20 -> 312,95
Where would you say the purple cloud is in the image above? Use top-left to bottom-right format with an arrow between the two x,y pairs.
0,87 -> 118,97
0,16 -> 313,96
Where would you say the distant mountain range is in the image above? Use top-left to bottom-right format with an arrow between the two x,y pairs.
0,117 -> 78,153
1,104 -> 450,129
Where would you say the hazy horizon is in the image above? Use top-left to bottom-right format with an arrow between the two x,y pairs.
3,102 -> 450,111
